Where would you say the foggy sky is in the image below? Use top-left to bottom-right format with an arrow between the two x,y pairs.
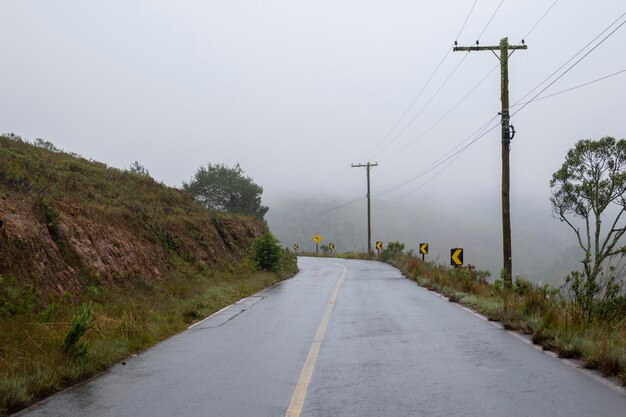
2,1 -> 626,277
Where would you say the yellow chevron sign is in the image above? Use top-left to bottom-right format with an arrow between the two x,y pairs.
293,244 -> 299,252
375,241 -> 383,250
450,248 -> 463,266
419,243 -> 429,255
329,243 -> 335,252
313,234 -> 322,244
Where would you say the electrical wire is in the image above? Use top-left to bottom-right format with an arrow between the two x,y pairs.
364,50 -> 451,157
512,68 -> 626,107
512,14 -> 626,117
513,12 -> 626,108
378,62 -> 499,162
362,0 -> 483,159
368,1 -> 574,201
368,52 -> 471,159
374,115 -> 500,197
366,0 -> 507,162
274,196 -> 366,223
456,0 -> 480,41
522,0 -> 560,41
476,0 -> 505,42
380,113 -> 500,200
382,149 -> 466,202
288,2 -> 487,198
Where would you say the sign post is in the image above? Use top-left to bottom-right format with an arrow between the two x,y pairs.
375,241 -> 383,256
313,234 -> 322,256
329,243 -> 335,254
450,248 -> 464,267
419,243 -> 429,261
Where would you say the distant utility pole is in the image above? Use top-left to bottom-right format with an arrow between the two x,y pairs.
453,37 -> 527,284
351,162 -> 378,256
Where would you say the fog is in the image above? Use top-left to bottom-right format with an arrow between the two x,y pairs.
2,1 -> 625,284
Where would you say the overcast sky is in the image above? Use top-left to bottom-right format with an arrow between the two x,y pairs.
2,1 -> 625,213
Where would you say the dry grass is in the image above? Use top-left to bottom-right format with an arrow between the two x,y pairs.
382,253 -> 626,386
0,257 -> 296,415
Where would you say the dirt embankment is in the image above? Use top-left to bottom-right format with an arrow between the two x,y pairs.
0,135 -> 266,296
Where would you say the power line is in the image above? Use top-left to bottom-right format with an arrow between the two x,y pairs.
366,2 -> 568,202
294,4 -> 485,196
476,0 -> 505,42
512,68 -> 626,107
522,0 -> 560,41
386,67 -> 626,202
382,117 -> 497,201
456,0 -> 480,41
363,0 -> 484,159
364,51 -> 451,157
512,14 -> 626,117
374,115 -> 500,197
368,0 -> 509,161
368,52 -> 471,159
276,196 -> 366,223
383,150 -> 465,202
377,13 -> 626,203
513,12 -> 626,108
378,62 -> 499,162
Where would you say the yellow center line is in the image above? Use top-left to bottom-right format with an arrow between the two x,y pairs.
284,263 -> 347,417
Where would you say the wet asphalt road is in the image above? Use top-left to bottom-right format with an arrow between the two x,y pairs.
16,257 -> 626,417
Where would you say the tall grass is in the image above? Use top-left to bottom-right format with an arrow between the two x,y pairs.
388,254 -> 626,385
0,134 -> 299,414
0,255 -> 297,415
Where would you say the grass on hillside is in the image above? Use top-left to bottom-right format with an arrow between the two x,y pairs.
0,253 -> 297,415
0,133 -> 298,414
0,134 -> 195,213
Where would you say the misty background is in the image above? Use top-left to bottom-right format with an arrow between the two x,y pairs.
2,1 -> 625,285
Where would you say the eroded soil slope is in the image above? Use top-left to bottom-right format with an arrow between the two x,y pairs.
0,135 -> 265,295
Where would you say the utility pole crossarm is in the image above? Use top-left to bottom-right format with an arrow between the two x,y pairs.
453,45 -> 527,52
351,163 -> 379,168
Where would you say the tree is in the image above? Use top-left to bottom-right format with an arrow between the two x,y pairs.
550,137 -> 626,318
183,163 -> 268,219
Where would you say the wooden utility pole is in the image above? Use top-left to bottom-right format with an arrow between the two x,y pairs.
351,162 -> 378,256
453,37 -> 527,284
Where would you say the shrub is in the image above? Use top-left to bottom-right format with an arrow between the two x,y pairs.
380,241 -> 404,262
251,233 -> 281,272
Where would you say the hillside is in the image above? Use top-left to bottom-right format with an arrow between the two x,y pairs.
0,134 -> 265,295
0,134 -> 298,414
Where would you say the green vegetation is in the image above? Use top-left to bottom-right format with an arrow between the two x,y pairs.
0,242 -> 297,415
550,136 -> 626,322
380,241 -> 405,262
0,134 -> 298,414
371,248 -> 626,385
60,304 -> 93,358
183,163 -> 269,219
251,233 -> 295,272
